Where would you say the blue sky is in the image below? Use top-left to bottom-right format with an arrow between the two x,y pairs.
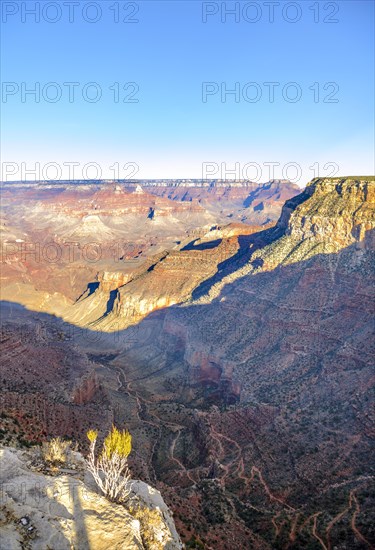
1,0 -> 374,184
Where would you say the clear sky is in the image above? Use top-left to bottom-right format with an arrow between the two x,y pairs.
1,0 -> 374,185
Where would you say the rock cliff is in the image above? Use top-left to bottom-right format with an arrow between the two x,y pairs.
266,176 -> 375,263
191,177 -> 375,300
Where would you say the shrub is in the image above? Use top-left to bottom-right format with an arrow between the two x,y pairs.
41,437 -> 71,465
86,425 -> 132,503
186,536 -> 205,549
128,503 -> 168,550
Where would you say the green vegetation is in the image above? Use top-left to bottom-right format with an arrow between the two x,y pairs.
186,536 -> 205,549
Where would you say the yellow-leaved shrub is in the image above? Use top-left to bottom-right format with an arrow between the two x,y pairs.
85,425 -> 132,503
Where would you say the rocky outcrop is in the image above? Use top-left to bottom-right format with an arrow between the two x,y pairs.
111,240 -> 238,324
63,237 -> 241,331
72,372 -> 101,405
253,177 -> 375,271
190,177 -> 374,293
279,177 -> 374,244
97,271 -> 133,292
0,446 -> 182,550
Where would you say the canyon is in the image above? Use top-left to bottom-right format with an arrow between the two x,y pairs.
1,177 -> 374,549
0,179 -> 297,327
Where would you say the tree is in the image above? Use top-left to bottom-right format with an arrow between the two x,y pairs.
86,425 -> 132,503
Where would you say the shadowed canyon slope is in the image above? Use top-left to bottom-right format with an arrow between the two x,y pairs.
1,177 -> 374,549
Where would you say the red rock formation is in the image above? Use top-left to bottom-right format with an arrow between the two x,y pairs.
72,372 -> 101,405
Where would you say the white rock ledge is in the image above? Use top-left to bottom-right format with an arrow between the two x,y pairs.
0,447 -> 182,550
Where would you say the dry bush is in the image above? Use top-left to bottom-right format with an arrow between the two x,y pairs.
41,437 -> 71,466
86,425 -> 132,503
128,503 -> 169,550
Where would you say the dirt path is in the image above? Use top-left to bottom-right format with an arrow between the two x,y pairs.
350,491 -> 374,548
111,364 -> 372,548
115,365 -> 196,486
170,429 -> 196,484
208,419 -> 374,549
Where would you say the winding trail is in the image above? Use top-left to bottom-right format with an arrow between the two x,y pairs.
115,365 -> 197,486
170,429 -> 196,484
208,418 -> 373,548
312,512 -> 329,550
325,490 -> 374,550
110,364 -> 373,548
350,491 -> 374,549
210,421 -> 294,511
